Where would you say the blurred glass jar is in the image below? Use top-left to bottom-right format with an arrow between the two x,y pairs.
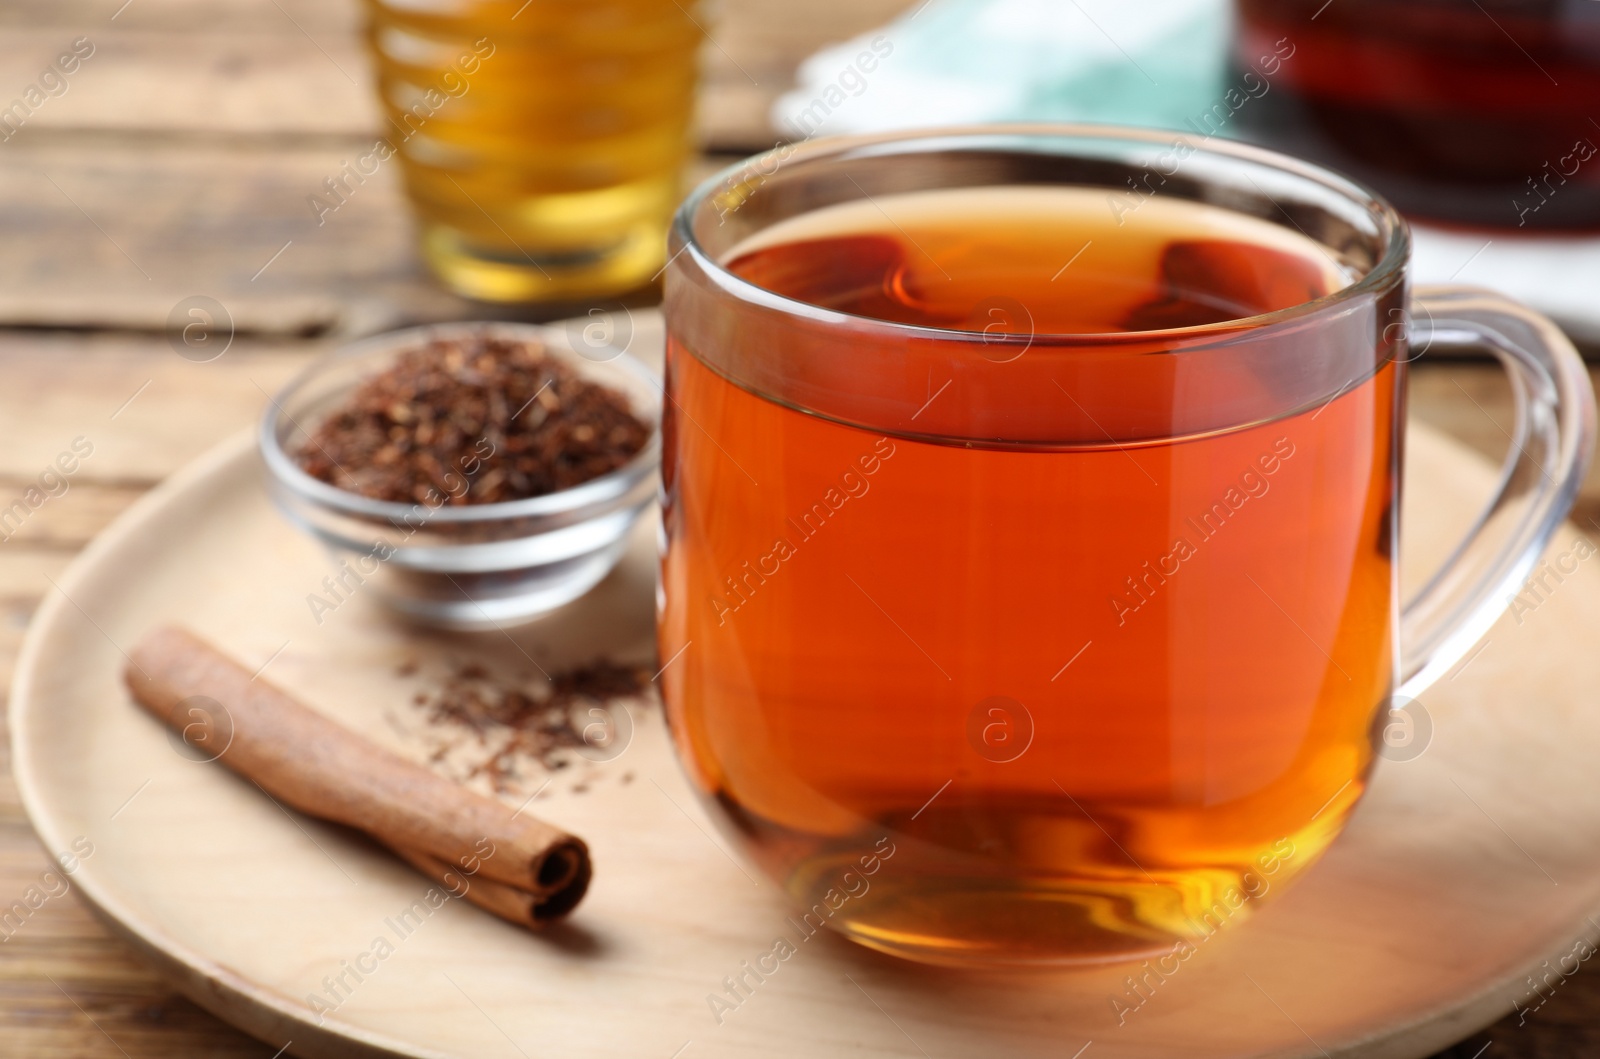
1232,0 -> 1600,230
360,0 -> 702,301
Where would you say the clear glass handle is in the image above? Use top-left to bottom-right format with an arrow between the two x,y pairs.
1398,286 -> 1596,697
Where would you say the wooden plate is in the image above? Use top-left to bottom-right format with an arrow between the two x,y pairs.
12,318 -> 1600,1059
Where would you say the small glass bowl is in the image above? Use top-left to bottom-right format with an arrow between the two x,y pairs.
258,321 -> 661,629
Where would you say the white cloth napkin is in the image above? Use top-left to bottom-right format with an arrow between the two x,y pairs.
772,0 -> 1230,140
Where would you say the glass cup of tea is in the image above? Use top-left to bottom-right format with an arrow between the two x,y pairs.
359,0 -> 702,302
1231,0 -> 1600,229
657,126 -> 1595,967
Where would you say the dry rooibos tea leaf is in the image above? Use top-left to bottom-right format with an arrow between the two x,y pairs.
296,332 -> 651,505
408,658 -> 655,794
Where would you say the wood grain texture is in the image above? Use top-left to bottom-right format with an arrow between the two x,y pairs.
0,29 -> 375,137
9,417 -> 1600,1059
0,136 -> 742,334
0,334 -> 317,480
0,0 -> 910,332
0,0 -> 1597,1051
0,0 -> 910,146
0,700 -> 281,1059
1410,363 -> 1600,532
0,353 -> 1594,1058
0,0 -> 915,1048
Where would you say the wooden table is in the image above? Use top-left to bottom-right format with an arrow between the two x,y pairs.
0,1 -> 1596,1054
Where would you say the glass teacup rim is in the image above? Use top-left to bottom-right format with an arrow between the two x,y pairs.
672,122 -> 1412,346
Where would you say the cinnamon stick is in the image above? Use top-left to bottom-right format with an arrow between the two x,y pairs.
394,846 -> 589,928
124,626 -> 590,926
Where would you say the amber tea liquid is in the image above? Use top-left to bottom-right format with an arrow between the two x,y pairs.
361,0 -> 700,300
659,187 -> 1398,965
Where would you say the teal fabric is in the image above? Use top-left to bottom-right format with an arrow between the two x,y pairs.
772,0 -> 1232,140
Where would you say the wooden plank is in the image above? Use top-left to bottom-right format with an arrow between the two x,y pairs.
0,484 -> 144,550
0,360 -> 1593,1058
0,141 -> 732,333
0,695 -> 275,1058
0,555 -> 70,688
1410,361 -> 1600,531
0,30 -> 374,138
0,0 -> 868,334
0,0 -> 358,33
1409,361 -> 1514,460
0,334 -> 316,482
0,138 -> 455,333
0,553 -> 73,606
0,0 -> 915,147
